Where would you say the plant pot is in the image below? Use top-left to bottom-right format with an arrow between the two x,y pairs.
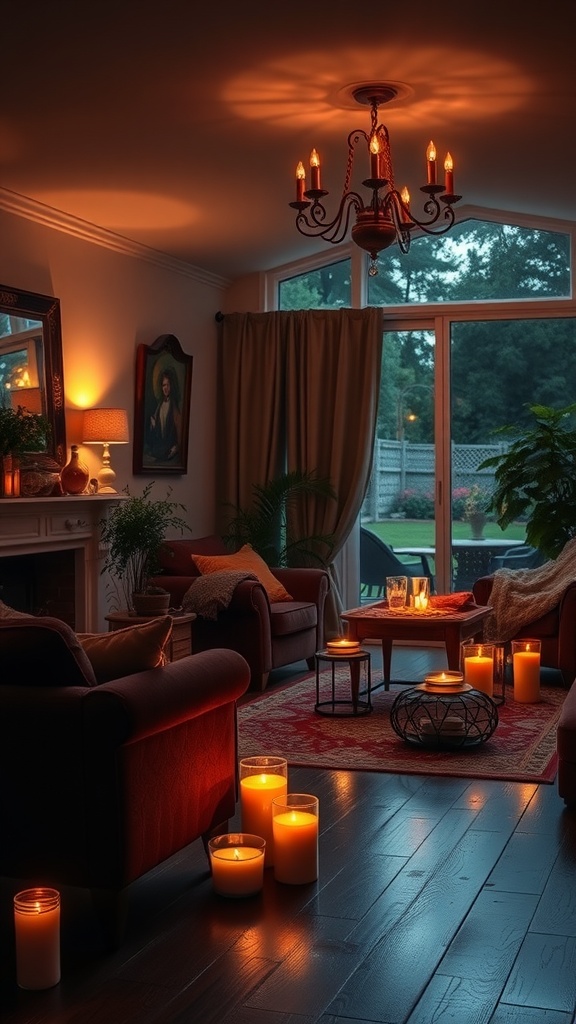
468,513 -> 486,541
132,591 -> 171,616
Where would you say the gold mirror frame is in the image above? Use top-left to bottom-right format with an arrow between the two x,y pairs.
0,284 -> 66,465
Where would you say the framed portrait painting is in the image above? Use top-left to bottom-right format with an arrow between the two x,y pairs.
133,334 -> 193,475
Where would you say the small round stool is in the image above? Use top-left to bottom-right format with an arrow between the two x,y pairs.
315,649 -> 372,717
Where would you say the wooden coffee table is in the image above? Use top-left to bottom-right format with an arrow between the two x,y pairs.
341,602 -> 491,689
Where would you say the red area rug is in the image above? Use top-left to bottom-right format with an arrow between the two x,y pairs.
238,670 -> 565,784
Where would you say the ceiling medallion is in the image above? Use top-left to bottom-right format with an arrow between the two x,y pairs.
289,83 -> 462,275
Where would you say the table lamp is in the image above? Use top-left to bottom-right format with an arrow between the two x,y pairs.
82,407 -> 129,493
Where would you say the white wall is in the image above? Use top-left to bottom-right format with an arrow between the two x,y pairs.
0,203 -> 230,536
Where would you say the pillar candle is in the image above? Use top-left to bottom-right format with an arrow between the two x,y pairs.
240,756 -> 288,866
14,888 -> 61,990
208,835 -> 265,898
464,654 -> 494,695
513,645 -> 541,702
272,794 -> 319,885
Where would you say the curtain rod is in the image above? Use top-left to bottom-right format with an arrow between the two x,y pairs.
215,311 -> 224,322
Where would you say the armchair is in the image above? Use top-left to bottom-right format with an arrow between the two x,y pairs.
0,616 -> 250,945
152,536 -> 330,691
472,574 -> 576,687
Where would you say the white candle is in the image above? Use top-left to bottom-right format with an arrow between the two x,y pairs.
14,888 -> 60,990
240,756 -> 288,867
208,835 -> 265,898
272,794 -> 319,885
513,642 -> 541,702
464,654 -> 494,695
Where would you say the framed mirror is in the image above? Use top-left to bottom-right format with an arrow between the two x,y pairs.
0,284 -> 66,466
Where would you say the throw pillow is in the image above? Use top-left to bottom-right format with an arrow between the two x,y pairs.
77,615 -> 173,684
190,545 -> 292,602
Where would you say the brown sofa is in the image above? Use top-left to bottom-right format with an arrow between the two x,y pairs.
152,536 -> 331,690
473,575 -> 576,687
0,616 -> 250,945
557,682 -> 576,807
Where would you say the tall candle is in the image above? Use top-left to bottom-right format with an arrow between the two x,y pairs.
512,641 -> 541,702
208,835 -> 265,898
272,794 -> 319,885
240,756 -> 288,866
14,888 -> 61,990
464,654 -> 493,696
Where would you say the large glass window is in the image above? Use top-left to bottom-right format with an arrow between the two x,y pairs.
278,258 -> 351,309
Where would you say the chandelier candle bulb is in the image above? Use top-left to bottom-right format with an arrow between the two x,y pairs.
426,140 -> 437,184
14,888 -> 61,990
296,161 -> 306,202
512,640 -> 541,703
444,152 -> 454,194
239,756 -> 288,866
208,835 -> 266,898
272,794 -> 319,885
310,149 -> 321,190
370,136 -> 381,178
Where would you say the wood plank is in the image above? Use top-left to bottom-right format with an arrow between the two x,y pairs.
500,933 -> 576,1012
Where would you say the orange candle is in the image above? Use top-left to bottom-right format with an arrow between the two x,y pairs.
310,148 -> 321,190
272,794 -> 319,885
512,641 -> 541,702
14,888 -> 60,990
240,756 -> 288,866
295,161 -> 305,201
426,140 -> 437,184
464,654 -> 493,695
444,152 -> 454,194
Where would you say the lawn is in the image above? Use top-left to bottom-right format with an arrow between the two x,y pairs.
366,519 -> 527,548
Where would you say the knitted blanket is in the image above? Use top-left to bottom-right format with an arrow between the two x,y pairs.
483,537 -> 576,641
182,570 -> 257,620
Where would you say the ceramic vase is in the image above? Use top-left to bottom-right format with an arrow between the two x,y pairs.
60,445 -> 89,495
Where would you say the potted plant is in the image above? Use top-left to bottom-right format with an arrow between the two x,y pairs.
222,469 -> 337,568
99,482 -> 190,614
462,484 -> 492,541
0,405 -> 51,497
478,402 -> 576,560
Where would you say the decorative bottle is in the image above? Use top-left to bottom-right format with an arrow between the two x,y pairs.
60,445 -> 89,495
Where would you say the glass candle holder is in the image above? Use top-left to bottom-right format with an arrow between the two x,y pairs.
14,888 -> 61,990
208,834 -> 266,898
411,576 -> 430,611
461,643 -> 495,696
272,793 -> 319,885
386,575 -> 408,610
512,639 -> 541,703
239,755 -> 288,867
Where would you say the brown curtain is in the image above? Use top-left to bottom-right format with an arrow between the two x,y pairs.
216,307 -> 383,634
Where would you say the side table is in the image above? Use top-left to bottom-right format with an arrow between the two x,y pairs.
390,684 -> 498,749
105,611 -> 196,663
315,648 -> 372,716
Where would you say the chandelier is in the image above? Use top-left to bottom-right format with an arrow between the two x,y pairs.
289,84 -> 462,276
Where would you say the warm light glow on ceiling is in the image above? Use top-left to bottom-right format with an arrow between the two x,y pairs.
32,189 -> 199,232
224,45 -> 534,132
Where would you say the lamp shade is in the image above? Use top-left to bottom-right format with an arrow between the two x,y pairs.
83,408 -> 129,444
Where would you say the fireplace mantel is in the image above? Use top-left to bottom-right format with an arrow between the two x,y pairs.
0,494 -> 126,631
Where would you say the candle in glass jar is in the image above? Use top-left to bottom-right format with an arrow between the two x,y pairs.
463,654 -> 493,695
512,640 -> 541,702
208,834 -> 266,897
239,756 -> 288,866
272,794 -> 319,885
14,888 -> 61,990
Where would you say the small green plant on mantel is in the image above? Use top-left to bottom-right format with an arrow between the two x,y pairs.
223,469 -> 337,568
0,405 -> 51,457
478,402 -> 576,560
99,482 -> 190,612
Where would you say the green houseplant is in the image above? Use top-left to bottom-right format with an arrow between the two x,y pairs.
222,469 -> 337,568
478,402 -> 576,560
100,482 -> 190,613
0,405 -> 51,457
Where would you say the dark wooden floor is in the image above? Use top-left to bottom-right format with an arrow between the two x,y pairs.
2,645 -> 576,1024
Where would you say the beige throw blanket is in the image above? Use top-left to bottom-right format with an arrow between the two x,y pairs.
182,570 -> 257,620
483,537 -> 576,641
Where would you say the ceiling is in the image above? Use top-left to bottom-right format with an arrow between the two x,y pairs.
2,1 -> 575,282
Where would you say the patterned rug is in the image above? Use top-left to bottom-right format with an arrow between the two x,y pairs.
237,670 -> 565,784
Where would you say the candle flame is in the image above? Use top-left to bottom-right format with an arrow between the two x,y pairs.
233,848 -> 241,860
400,185 -> 410,207
296,161 -> 305,180
427,140 -> 437,162
310,148 -> 320,168
370,135 -> 380,155
34,902 -> 41,914
444,151 -> 454,172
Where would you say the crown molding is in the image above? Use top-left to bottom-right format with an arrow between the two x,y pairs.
0,187 -> 230,290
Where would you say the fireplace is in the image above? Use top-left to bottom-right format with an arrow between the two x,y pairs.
0,495 -> 125,632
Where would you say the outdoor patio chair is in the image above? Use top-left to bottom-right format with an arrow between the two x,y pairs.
488,544 -> 547,572
360,527 -> 435,602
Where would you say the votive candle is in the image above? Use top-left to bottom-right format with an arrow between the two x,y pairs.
208,834 -> 266,898
272,793 -> 319,885
14,888 -> 61,990
240,756 -> 288,866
